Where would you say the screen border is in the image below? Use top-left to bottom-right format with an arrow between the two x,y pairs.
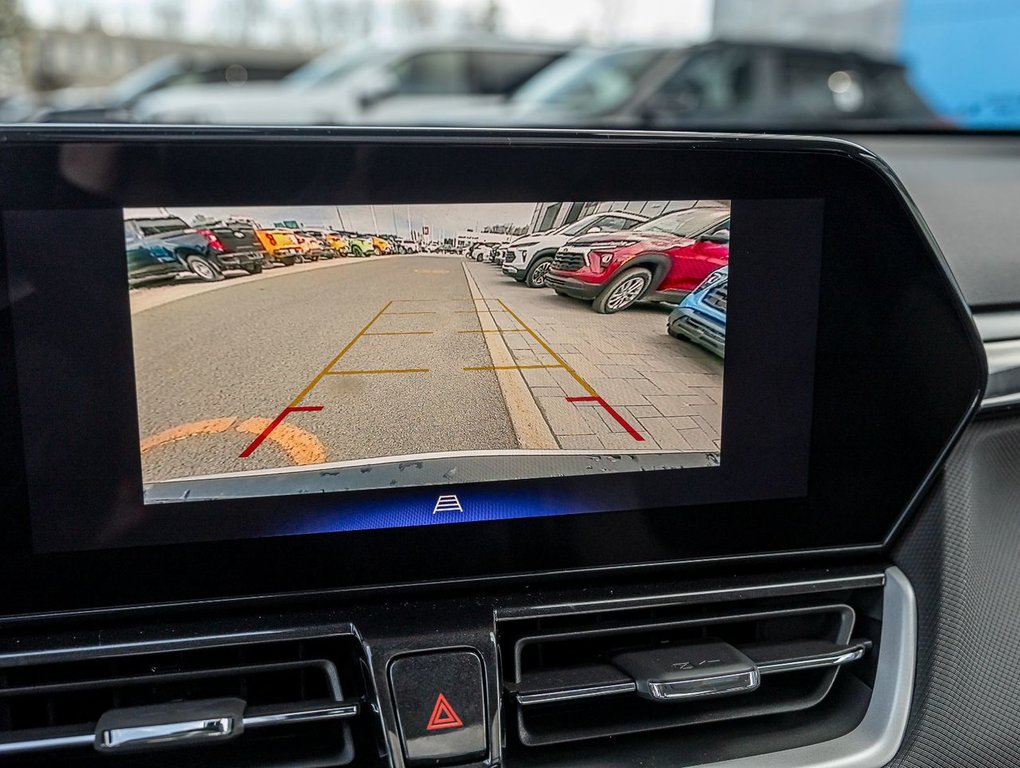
0,129 -> 984,614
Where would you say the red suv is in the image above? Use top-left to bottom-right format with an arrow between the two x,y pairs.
545,207 -> 730,313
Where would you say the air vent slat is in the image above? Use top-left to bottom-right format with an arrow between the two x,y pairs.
750,638 -> 873,673
0,632 -> 369,766
0,659 -> 339,699
513,663 -> 637,705
512,639 -> 871,707
498,585 -> 884,752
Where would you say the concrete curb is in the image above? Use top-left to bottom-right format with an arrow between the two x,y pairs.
462,262 -> 559,451
129,253 -> 401,315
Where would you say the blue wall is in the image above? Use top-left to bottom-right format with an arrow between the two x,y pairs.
901,0 -> 1020,127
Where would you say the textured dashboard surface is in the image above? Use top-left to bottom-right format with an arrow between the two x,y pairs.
891,412 -> 1020,766
861,136 -> 1020,308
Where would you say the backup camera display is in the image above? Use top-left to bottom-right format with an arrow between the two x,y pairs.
125,201 -> 730,504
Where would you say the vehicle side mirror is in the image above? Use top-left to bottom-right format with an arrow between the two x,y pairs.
698,230 -> 730,245
588,226 -> 602,233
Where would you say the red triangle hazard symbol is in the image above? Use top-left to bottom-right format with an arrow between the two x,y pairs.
426,692 -> 464,731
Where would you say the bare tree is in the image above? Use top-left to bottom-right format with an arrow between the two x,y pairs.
479,0 -> 500,34
305,0 -> 352,48
230,0 -> 270,45
397,0 -> 437,30
595,0 -> 624,43
0,0 -> 25,95
153,0 -> 186,40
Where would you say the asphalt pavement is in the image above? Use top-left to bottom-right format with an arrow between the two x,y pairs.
133,253 -> 724,487
133,255 -> 517,482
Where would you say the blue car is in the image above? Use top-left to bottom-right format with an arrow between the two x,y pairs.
667,266 -> 727,357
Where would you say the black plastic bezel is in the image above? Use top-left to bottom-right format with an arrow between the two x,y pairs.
0,128 -> 985,614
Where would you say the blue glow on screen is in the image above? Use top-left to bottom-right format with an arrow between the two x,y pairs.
275,488 -> 606,537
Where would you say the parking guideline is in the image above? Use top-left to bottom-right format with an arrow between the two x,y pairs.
239,299 -> 429,458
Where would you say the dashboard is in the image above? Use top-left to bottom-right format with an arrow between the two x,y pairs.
0,129 -> 991,768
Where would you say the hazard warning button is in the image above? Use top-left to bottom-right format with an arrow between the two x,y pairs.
389,650 -> 487,764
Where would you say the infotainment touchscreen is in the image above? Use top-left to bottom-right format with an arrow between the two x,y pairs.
125,201 -> 729,505
7,191 -> 823,554
0,132 -> 986,603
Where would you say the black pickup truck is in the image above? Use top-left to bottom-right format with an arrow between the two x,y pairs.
124,216 -> 267,282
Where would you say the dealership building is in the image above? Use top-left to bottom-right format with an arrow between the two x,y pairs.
527,200 -> 728,235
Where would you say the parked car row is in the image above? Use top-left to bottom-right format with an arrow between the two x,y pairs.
1,52 -> 309,123
17,37 -> 937,131
475,205 -> 731,357
124,40 -> 570,126
125,216 -> 409,284
80,39 -> 936,131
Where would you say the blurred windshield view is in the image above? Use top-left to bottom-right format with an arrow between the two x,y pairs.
0,0 -> 1015,130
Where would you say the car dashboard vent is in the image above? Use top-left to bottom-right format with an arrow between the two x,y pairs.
0,631 -> 374,767
498,580 -> 886,761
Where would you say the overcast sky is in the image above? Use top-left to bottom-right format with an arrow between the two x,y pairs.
24,0 -> 713,46
126,202 -> 536,238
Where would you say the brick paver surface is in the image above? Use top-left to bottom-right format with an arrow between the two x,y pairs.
466,261 -> 722,453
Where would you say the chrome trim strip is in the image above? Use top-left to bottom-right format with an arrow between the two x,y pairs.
708,567 -> 916,768
513,570 -> 913,768
245,702 -> 360,727
757,643 -> 868,675
981,338 -> 1020,410
974,310 -> 1020,343
0,701 -> 360,756
99,716 -> 237,751
981,391 -> 1020,411
0,733 -> 94,755
517,682 -> 637,706
648,668 -> 760,701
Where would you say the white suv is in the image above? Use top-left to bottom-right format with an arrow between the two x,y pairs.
502,211 -> 648,288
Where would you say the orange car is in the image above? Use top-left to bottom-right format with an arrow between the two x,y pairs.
254,229 -> 303,266
371,236 -> 392,255
297,229 -> 349,258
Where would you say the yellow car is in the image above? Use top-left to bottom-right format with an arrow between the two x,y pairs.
298,229 -> 349,257
254,229 -> 302,266
371,236 -> 392,255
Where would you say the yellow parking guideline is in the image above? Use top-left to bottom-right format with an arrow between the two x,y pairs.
291,300 -> 393,406
390,298 -> 475,303
497,299 -> 598,398
324,368 -> 430,375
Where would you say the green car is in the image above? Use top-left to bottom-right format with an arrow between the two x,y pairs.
341,232 -> 376,257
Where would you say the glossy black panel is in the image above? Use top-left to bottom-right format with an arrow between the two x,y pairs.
390,650 -> 487,764
0,128 -> 984,614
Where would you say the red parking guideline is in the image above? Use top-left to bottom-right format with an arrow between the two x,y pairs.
240,301 -> 395,459
566,396 -> 645,442
239,405 -> 324,458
